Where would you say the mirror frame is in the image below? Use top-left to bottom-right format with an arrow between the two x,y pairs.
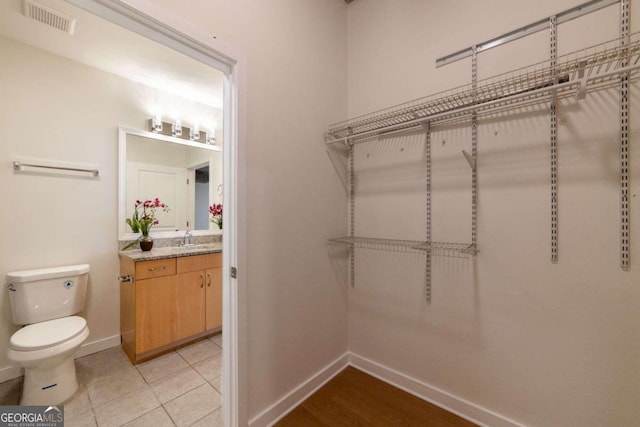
118,126 -> 223,240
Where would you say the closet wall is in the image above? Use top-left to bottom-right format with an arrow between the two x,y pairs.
346,1 -> 640,425
143,0 -> 349,424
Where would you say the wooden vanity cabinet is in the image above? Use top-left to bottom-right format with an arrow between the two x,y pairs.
119,252 -> 222,363
205,267 -> 223,330
176,253 -> 222,335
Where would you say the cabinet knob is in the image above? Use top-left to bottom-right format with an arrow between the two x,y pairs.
207,273 -> 211,287
148,266 -> 166,272
200,274 -> 204,288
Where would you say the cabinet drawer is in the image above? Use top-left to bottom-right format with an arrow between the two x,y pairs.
177,253 -> 221,273
135,258 -> 177,280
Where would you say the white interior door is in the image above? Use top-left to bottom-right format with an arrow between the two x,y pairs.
127,161 -> 187,232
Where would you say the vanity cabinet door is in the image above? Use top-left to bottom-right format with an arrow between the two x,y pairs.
120,253 -> 222,363
176,271 -> 206,339
136,275 -> 179,353
205,267 -> 222,330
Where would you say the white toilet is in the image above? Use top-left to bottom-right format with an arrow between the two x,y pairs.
6,264 -> 90,405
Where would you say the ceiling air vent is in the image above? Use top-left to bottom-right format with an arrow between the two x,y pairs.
22,0 -> 76,35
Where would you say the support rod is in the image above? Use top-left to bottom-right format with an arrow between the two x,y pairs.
436,0 -> 619,67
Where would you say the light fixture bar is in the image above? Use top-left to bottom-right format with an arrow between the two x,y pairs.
148,118 -> 211,144
436,0 -> 619,67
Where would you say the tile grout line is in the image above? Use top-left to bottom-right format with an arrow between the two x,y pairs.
3,338 -> 224,426
161,382 -> 221,427
91,383 -> 159,427
186,405 -> 222,427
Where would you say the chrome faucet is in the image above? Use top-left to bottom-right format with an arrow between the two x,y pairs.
183,230 -> 193,246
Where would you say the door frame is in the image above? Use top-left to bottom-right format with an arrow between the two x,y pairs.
68,1 -> 245,425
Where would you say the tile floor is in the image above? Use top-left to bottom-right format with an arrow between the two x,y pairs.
0,334 -> 224,427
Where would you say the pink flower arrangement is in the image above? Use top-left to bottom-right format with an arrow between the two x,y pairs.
209,203 -> 223,229
126,198 -> 170,237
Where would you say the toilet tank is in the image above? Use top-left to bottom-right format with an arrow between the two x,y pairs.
6,264 -> 89,325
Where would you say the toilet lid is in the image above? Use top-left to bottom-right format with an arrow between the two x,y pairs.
10,316 -> 87,350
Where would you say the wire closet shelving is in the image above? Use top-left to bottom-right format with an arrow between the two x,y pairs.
327,236 -> 476,258
326,32 -> 640,143
326,16 -> 639,299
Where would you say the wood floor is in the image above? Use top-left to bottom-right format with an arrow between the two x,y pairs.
276,367 -> 477,427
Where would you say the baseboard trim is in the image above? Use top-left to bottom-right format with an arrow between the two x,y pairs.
0,365 -> 23,384
76,334 -> 121,358
349,353 -> 522,427
248,352 -> 350,427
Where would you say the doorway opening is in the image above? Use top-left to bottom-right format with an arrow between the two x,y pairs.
66,1 -> 241,425
191,164 -> 210,230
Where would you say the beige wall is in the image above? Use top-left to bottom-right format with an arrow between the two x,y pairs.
9,0 -> 632,424
125,0 -> 350,422
0,36 -> 220,372
1,0 -> 350,422
347,0 -> 640,425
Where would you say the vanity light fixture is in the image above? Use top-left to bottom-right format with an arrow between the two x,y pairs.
151,115 -> 163,132
190,125 -> 200,141
206,129 -> 216,145
148,117 -> 213,144
171,120 -> 182,137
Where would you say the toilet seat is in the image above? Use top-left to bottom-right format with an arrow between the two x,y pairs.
10,316 -> 87,351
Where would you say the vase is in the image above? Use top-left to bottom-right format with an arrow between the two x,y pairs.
139,236 -> 153,251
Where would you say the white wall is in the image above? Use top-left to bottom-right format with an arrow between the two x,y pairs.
0,36 -> 221,375
123,0 -> 350,423
347,1 -> 640,425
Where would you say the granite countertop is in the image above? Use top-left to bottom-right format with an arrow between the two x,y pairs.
119,242 -> 222,261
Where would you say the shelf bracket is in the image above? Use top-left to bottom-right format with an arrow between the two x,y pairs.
326,144 -> 349,194
575,78 -> 588,100
471,45 -> 478,252
461,150 -> 476,171
424,122 -> 432,302
620,0 -> 630,270
349,141 -> 356,286
574,61 -> 589,100
550,14 -> 559,264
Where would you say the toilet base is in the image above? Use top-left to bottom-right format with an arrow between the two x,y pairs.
21,356 -> 78,405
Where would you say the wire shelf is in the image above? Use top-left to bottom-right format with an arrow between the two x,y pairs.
326,31 -> 640,143
413,241 -> 477,258
328,236 -> 425,254
328,236 -> 476,258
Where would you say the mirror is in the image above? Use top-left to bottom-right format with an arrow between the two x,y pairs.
118,127 -> 222,240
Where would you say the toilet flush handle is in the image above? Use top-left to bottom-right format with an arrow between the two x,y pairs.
117,275 -> 134,283
5,283 -> 16,292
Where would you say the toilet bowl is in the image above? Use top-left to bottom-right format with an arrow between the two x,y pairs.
6,264 -> 90,405
7,317 -> 89,405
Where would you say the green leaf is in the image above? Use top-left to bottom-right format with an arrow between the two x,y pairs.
126,217 -> 140,233
120,236 -> 141,251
